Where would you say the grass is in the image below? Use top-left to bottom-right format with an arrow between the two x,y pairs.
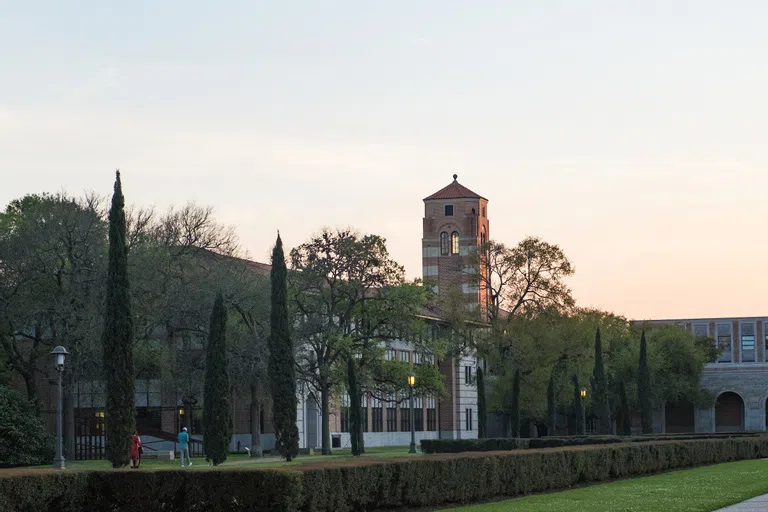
18,445 -> 418,471
444,459 -> 768,512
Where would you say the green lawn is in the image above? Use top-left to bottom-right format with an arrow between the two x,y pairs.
445,459 -> 768,512
22,445 -> 418,471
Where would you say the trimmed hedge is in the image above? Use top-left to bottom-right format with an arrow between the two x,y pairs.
299,438 -> 768,511
0,468 -> 302,512
421,432 -> 763,454
3,437 -> 768,511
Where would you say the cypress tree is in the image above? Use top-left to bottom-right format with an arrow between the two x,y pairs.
573,375 -> 585,435
638,330 -> 653,434
591,327 -> 611,434
477,367 -> 487,439
347,356 -> 363,456
510,369 -> 521,438
202,292 -> 231,465
619,378 -> 632,436
101,171 -> 135,468
269,234 -> 299,461
547,372 -> 556,436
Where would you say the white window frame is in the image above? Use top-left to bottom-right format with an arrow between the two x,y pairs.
716,322 -> 733,363
740,321 -> 756,363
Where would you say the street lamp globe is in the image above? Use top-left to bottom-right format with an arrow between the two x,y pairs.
51,346 -> 69,370
580,387 -> 587,399
407,372 -> 416,388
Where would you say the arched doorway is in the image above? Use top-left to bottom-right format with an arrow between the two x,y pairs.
665,400 -> 695,433
715,392 -> 745,432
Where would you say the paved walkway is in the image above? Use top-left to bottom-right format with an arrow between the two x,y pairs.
715,493 -> 768,511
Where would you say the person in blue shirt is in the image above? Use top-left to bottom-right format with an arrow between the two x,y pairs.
178,427 -> 192,467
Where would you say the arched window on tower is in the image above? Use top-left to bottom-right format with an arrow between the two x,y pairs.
480,227 -> 487,251
451,232 -> 460,255
440,232 -> 449,256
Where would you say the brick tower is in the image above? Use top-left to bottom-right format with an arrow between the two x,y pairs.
422,174 -> 489,314
423,174 -> 488,440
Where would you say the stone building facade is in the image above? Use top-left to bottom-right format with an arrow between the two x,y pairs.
647,317 -> 768,433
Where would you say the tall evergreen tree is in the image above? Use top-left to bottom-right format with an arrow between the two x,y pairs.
510,369 -> 521,438
573,375 -> 586,435
591,327 -> 611,434
477,367 -> 487,439
101,171 -> 136,468
619,378 -> 632,436
269,234 -> 299,461
638,330 -> 653,434
546,372 -> 556,436
347,356 -> 363,456
202,292 -> 231,465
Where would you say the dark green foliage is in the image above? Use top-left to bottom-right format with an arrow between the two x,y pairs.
476,367 -> 487,439
546,372 -> 556,436
591,327 -> 611,434
0,386 -> 53,467
638,330 -> 653,433
102,171 -> 136,468
269,234 -> 299,461
573,375 -> 585,435
509,369 -> 521,437
619,378 -> 632,436
202,292 -> 231,465
346,356 -> 363,456
0,468 -> 302,512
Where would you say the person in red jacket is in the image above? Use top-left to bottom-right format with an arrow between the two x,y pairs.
130,430 -> 143,468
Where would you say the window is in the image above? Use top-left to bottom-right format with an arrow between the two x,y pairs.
765,321 -> 768,352
371,397 -> 383,432
482,206 -> 486,217
400,400 -> 411,432
340,393 -> 351,433
465,365 -> 473,385
399,351 -> 410,363
426,397 -> 437,431
451,232 -> 460,255
465,408 -> 473,431
440,232 -> 449,256
414,397 -> 424,431
444,204 -> 454,216
693,323 -> 709,338
717,323 -> 732,362
741,322 -> 756,362
361,394 -> 369,433
386,394 -> 397,432
413,352 -> 422,365
480,227 -> 487,250
384,349 -> 396,361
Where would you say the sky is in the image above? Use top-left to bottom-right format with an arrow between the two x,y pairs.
1,1 -> 766,320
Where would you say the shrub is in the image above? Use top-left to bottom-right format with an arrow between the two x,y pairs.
421,432 -> 763,454
0,468 -> 302,512
301,437 -> 768,511
0,386 -> 53,467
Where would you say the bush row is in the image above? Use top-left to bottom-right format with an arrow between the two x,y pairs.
420,432 -> 763,454
3,437 -> 768,512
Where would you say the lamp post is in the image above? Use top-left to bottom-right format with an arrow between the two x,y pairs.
50,346 -> 69,469
408,372 -> 416,454
580,387 -> 587,436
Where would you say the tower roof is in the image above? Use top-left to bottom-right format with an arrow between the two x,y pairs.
423,174 -> 487,201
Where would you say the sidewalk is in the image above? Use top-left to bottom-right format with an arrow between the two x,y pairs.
715,493 -> 768,511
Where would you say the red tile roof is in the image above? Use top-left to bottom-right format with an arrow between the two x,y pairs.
423,174 -> 486,201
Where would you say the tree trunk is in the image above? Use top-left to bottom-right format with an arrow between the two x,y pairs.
321,387 -> 331,455
250,385 -> 263,457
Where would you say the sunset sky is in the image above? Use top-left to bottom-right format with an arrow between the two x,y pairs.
1,1 -> 766,320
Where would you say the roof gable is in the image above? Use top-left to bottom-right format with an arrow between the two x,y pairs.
424,174 -> 486,201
